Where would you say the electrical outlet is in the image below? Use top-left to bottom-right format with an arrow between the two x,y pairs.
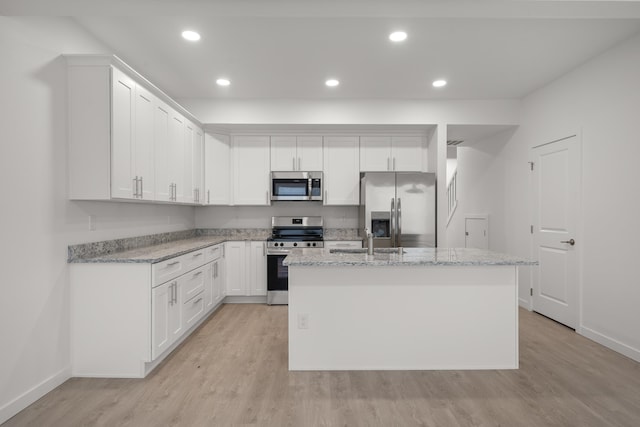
297,313 -> 309,329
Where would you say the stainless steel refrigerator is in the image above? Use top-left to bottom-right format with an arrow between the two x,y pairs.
359,172 -> 436,248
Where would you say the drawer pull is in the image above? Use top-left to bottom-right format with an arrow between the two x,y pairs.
193,253 -> 203,257
193,297 -> 203,305
193,271 -> 203,277
166,261 -> 180,266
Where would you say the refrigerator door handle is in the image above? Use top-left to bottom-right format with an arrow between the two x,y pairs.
397,197 -> 402,247
390,198 -> 395,247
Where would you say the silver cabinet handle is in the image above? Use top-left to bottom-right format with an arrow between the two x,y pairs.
194,297 -> 203,305
194,188 -> 197,202
140,177 -> 144,198
387,158 -> 391,171
298,157 -> 301,170
324,190 -> 327,203
167,261 -> 179,266
266,190 -> 269,204
213,262 -> 218,278
393,157 -> 396,171
560,239 -> 576,246
263,242 -> 266,256
292,157 -> 296,170
397,197 -> 402,247
193,253 -> 203,257
207,189 -> 210,204
193,271 -> 203,276
174,183 -> 177,201
133,176 -> 138,197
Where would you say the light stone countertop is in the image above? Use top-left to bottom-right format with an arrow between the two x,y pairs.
283,247 -> 537,267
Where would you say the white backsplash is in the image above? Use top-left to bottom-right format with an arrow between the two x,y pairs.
195,203 -> 358,229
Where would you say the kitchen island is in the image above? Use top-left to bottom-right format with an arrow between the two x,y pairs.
284,247 -> 536,371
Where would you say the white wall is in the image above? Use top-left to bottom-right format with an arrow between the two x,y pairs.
503,30 -> 640,361
445,131 -> 513,252
0,17 -> 195,423
196,204 -> 357,229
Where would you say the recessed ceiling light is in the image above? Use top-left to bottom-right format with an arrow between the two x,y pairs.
389,31 -> 407,42
181,30 -> 201,41
216,78 -> 231,86
325,79 -> 340,87
432,79 -> 447,88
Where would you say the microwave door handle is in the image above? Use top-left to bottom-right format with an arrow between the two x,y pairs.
390,198 -> 395,247
308,178 -> 313,201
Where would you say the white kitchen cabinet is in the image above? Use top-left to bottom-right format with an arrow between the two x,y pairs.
204,244 -> 225,313
323,136 -> 360,205
192,127 -> 204,204
204,133 -> 231,205
154,102 -> 172,202
360,136 -> 424,172
225,241 -> 266,296
233,136 -> 271,205
110,67 -> 136,199
271,136 -> 323,171
182,120 -> 204,204
249,241 -> 267,296
66,55 -> 202,204
225,241 -> 246,296
71,244 -> 220,378
151,278 -> 183,360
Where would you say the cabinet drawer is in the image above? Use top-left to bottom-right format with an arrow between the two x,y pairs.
183,291 -> 205,329
324,240 -> 363,249
152,256 -> 185,287
183,249 -> 207,272
181,265 -> 206,302
205,244 -> 223,263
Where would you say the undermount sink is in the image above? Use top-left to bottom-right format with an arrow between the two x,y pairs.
329,248 -> 405,254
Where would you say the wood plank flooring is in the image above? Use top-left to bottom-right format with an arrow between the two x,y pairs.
4,305 -> 640,426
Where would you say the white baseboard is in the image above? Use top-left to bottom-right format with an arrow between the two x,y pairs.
580,326 -> 640,363
518,298 -> 532,310
0,366 -> 71,425
223,296 -> 267,304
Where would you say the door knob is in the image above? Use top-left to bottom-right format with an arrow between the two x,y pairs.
560,239 -> 575,246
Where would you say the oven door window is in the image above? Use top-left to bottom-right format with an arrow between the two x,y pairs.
272,179 -> 309,197
267,254 -> 288,291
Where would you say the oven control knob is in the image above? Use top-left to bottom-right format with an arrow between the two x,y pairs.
293,243 -> 297,247
312,243 -> 316,247
306,243 -> 311,247
279,243 -> 284,247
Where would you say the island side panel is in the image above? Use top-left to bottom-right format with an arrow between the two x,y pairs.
288,265 -> 518,370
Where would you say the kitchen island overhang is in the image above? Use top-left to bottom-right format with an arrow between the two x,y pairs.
284,248 -> 537,371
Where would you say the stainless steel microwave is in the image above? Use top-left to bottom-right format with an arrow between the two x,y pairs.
271,171 -> 323,201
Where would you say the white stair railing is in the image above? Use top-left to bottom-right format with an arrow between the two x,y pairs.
447,170 -> 458,226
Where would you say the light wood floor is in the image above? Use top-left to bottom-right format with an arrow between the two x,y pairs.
5,305 -> 640,426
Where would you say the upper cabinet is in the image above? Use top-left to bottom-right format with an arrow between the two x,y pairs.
270,136 -> 323,171
360,136 -> 424,172
232,136 -> 271,205
66,55 -> 203,204
204,133 -> 231,205
323,136 -> 360,205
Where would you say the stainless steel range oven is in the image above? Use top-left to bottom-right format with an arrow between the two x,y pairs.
266,216 -> 324,305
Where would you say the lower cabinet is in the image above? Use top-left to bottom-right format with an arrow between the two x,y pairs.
71,243 -> 226,378
324,240 -> 363,249
225,241 -> 266,296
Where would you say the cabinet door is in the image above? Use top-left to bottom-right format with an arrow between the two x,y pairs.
169,111 -> 185,202
225,241 -> 246,296
270,136 -> 297,171
183,121 -> 195,203
151,281 -> 172,360
249,241 -> 267,296
233,136 -> 271,205
323,136 -> 360,205
204,133 -> 231,205
134,85 -> 155,200
204,263 -> 214,312
392,136 -> 423,172
360,136 -> 391,172
154,102 -> 172,201
169,279 -> 184,342
213,258 -> 224,303
111,67 -> 136,199
192,127 -> 204,205
297,136 -> 323,171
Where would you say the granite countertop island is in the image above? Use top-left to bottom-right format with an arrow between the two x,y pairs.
284,247 -> 536,267
286,246 -> 536,372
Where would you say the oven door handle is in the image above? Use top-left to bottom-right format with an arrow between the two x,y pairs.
266,250 -> 291,256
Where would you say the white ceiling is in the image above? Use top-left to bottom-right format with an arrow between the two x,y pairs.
4,1 -> 640,101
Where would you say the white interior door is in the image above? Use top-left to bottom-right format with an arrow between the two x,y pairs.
531,135 -> 581,329
465,216 -> 488,249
